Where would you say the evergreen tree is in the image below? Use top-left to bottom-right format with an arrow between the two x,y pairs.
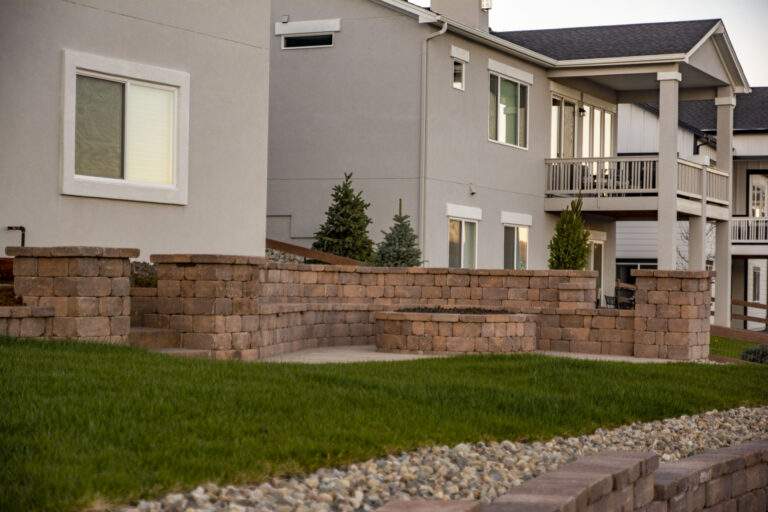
373,205 -> 421,267
548,197 -> 590,270
312,173 -> 374,262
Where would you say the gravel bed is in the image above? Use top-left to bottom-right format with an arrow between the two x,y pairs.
122,406 -> 768,512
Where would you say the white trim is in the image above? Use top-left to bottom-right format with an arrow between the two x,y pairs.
501,211 -> 532,226
657,71 -> 682,82
557,53 -> 687,68
715,96 -> 737,107
488,58 -> 533,85
274,19 -> 341,36
451,45 -> 470,62
61,49 -> 189,205
446,203 -> 482,221
452,59 -> 466,91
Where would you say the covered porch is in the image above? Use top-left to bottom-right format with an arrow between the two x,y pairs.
541,22 -> 749,326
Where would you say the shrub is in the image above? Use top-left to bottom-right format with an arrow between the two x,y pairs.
312,173 -> 374,262
741,344 -> 768,364
373,211 -> 421,267
548,197 -> 590,270
131,261 -> 157,288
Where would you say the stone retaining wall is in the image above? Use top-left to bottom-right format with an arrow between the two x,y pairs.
379,440 -> 768,512
6,247 -> 137,343
375,310 -> 537,354
0,305 -> 55,338
5,248 -> 714,361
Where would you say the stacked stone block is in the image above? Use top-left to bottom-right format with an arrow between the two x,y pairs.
538,308 -> 636,357
652,440 -> 768,512
632,270 -> 712,360
0,305 -> 55,338
7,247 -> 136,343
375,310 -> 536,354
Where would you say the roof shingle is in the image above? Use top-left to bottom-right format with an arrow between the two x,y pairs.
493,19 -> 720,61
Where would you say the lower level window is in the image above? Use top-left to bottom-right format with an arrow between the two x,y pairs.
449,218 -> 477,269
503,225 -> 528,270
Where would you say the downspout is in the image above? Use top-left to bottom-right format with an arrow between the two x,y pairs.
419,21 -> 448,263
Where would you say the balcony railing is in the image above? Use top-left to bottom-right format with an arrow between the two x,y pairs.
545,156 -> 729,205
732,218 -> 768,243
545,157 -> 658,197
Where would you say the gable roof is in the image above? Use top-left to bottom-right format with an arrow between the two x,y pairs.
492,19 -> 720,61
640,87 -> 768,133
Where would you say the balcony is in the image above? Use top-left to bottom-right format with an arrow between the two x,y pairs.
731,218 -> 768,256
544,156 -> 729,219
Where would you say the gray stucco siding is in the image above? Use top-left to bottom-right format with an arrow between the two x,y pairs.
0,0 -> 270,257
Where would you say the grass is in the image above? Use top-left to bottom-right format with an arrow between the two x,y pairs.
1,339 -> 767,512
710,336 -> 761,359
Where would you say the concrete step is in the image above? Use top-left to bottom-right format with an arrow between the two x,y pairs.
152,348 -> 212,359
128,327 -> 180,349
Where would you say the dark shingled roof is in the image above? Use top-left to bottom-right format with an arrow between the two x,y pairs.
641,87 -> 768,133
492,19 -> 720,61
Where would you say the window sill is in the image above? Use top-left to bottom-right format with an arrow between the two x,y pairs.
488,138 -> 528,151
62,175 -> 188,205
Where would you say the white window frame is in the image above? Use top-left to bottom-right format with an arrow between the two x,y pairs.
488,72 -> 529,150
62,49 -> 190,205
503,224 -> 529,270
448,217 -> 478,269
452,59 -> 466,91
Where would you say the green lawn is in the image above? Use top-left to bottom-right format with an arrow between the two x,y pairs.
710,336 -> 761,359
1,339 -> 767,512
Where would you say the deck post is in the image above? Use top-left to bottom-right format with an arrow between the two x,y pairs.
713,87 -> 735,327
657,71 -> 681,269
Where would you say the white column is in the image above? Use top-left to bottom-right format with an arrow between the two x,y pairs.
657,71 -> 681,269
713,87 -> 735,327
689,217 -> 706,270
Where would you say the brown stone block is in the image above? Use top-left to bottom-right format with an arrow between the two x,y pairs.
562,327 -> 590,341
394,286 -> 421,299
15,276 -> 54,297
446,337 -> 474,352
573,341 -> 601,354
20,317 -> 48,337
193,280 -> 225,298
157,280 -> 181,298
182,333 -> 215,349
608,342 -> 634,357
183,298 -> 215,315
446,274 -> 470,287
658,305 -> 682,319
648,291 -> 670,304
592,315 -> 616,329
12,257 -> 38,277
342,285 -> 367,298
37,258 -> 69,277
669,291 -> 695,305
157,297 -> 183,315
225,281 -> 244,299
37,297 -> 68,316
707,476 -> 733,507
634,344 -> 659,358
75,317 -> 111,338
667,345 -> 693,361
110,316 -> 130,336
99,259 -> 125,277
111,277 -> 130,297
668,319 -> 699,333
657,278 -> 682,291
560,315 -> 584,328
66,297 -> 99,317
384,273 -> 414,286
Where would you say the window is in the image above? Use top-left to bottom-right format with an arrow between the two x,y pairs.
550,96 -> 576,158
581,105 -> 592,158
750,174 -> 768,217
753,266 -> 761,302
503,225 -> 528,270
62,50 -> 189,204
452,59 -> 465,90
283,33 -> 333,49
448,218 -> 477,269
489,74 -> 527,148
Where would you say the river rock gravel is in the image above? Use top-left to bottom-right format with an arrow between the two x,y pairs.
120,406 -> 768,512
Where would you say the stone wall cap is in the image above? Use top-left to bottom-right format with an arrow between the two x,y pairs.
0,306 -> 54,318
6,246 -> 139,258
150,254 -> 266,265
631,269 -> 714,278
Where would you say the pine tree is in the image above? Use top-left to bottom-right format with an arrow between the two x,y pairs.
312,173 -> 374,262
548,197 -> 590,270
373,202 -> 422,267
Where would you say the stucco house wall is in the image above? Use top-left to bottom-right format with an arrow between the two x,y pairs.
0,0 -> 270,257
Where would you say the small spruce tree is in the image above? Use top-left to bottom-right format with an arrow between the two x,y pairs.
548,197 -> 590,270
312,173 -> 374,262
373,201 -> 421,267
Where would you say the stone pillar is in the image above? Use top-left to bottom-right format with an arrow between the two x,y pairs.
632,269 -> 712,360
657,71 -> 682,269
714,87 -> 735,327
6,246 -> 137,343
